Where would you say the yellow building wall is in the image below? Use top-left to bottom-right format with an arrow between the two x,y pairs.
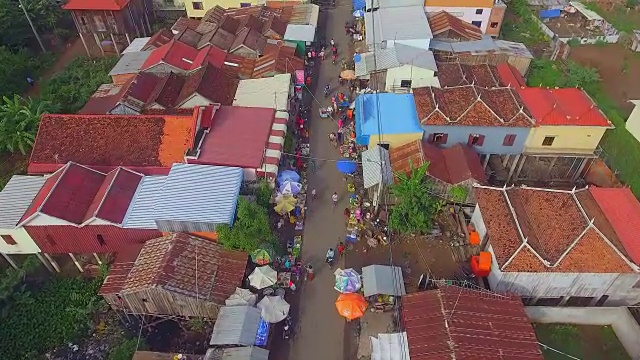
524,125 -> 610,155
368,132 -> 424,149
425,0 -> 493,7
385,65 -> 440,92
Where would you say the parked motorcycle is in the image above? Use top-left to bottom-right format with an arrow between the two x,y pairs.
282,315 -> 293,340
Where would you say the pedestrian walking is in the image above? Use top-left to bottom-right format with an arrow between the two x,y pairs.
309,158 -> 317,173
332,192 -> 338,207
330,38 -> 335,46
319,49 -> 325,60
311,188 -> 317,200
305,264 -> 314,281
26,76 -> 35,87
337,242 -> 345,257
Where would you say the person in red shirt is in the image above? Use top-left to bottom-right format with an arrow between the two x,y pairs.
337,242 -> 345,257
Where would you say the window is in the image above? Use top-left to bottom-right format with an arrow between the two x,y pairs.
107,16 -> 118,31
97,234 -> 106,246
379,143 -> 390,150
400,80 -> 412,88
542,136 -> 555,146
468,134 -> 485,146
1,235 -> 16,245
471,20 -> 482,28
490,22 -> 499,28
503,134 -> 516,146
240,2 -> 252,7
93,16 -> 106,31
431,133 -> 448,144
475,8 -> 483,14
80,17 -> 88,26
192,1 -> 204,9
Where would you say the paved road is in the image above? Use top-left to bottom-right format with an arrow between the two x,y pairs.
288,2 -> 353,359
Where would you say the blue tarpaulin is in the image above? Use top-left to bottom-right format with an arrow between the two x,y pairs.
353,0 -> 365,10
336,159 -> 357,174
539,9 -> 561,19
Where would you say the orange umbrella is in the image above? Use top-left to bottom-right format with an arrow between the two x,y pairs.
335,293 -> 367,321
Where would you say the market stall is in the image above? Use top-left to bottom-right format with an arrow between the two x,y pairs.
361,265 -> 406,312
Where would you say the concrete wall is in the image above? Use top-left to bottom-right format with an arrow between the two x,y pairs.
385,65 -> 439,93
422,125 -> 531,155
369,132 -> 424,149
389,39 -> 431,51
626,101 -> 640,143
0,228 -> 41,254
486,4 -> 505,37
526,306 -> 640,359
425,6 -> 492,33
524,125 -> 609,155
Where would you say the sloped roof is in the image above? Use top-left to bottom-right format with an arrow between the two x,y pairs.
252,42 -> 304,79
427,11 -> 483,40
63,0 -> 129,10
175,28 -> 202,48
389,140 -> 426,179
421,142 -> 486,184
365,6 -> 432,45
177,64 -> 239,106
146,72 -> 185,108
29,114 -> 196,174
262,15 -> 287,37
99,233 -> 247,305
589,187 -> 640,265
355,93 -> 422,138
0,176 -> 46,228
361,146 -> 393,189
403,285 -> 543,360
475,186 -> 637,273
413,86 -> 535,127
83,167 -> 143,224
122,176 -> 167,229
233,73 -> 291,111
436,62 -> 502,88
197,27 -> 236,51
189,106 -> 275,168
142,29 -> 174,51
355,45 -> 437,77
142,40 -> 199,71
171,17 -> 202,34
108,51 -> 152,76
231,27 -> 267,54
210,306 -> 262,346
80,82 -> 131,114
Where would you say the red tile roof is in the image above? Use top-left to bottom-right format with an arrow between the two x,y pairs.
99,233 -> 248,305
422,143 -> 487,184
436,63 -> 502,88
402,286 -> 543,360
197,27 -> 236,51
188,106 -> 275,168
29,114 -> 197,174
192,45 -> 227,69
223,54 -> 256,79
171,17 -> 202,34
251,42 -> 304,79
388,140 -> 426,180
589,187 -> 640,265
91,168 -> 143,224
146,72 -> 185,108
177,64 -> 239,106
427,11 -> 483,41
80,82 -> 132,115
142,40 -> 200,72
143,29 -> 174,51
231,27 -> 267,54
475,186 -> 636,273
98,244 -> 145,294
495,63 -> 612,127
413,86 -> 534,127
63,0 -> 129,10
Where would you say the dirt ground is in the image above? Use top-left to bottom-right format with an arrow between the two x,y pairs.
569,44 -> 640,115
534,323 -> 631,360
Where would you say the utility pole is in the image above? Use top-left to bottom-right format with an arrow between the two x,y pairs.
17,0 -> 46,52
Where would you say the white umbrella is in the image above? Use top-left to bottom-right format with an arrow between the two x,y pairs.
225,287 -> 257,306
257,296 -> 290,323
248,266 -> 277,289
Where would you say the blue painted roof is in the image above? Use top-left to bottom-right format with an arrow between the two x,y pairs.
539,9 -> 561,19
355,93 -> 422,145
353,0 -> 365,10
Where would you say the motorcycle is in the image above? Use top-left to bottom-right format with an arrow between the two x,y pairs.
282,315 -> 293,340
326,254 -> 335,267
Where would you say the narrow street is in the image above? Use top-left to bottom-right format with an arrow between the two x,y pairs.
289,2 -> 354,359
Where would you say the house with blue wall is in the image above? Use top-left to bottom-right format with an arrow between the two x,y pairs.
412,85 -> 535,166
355,93 -> 424,149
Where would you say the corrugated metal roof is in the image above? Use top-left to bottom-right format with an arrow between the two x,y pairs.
284,24 -> 316,42
394,44 -> 437,71
210,306 -> 262,346
233,73 -> 291,111
109,51 -> 152,76
222,347 -> 269,360
365,0 -> 424,9
0,176 -> 46,228
362,265 -> 406,296
365,7 -> 432,45
355,47 -> 400,76
361,146 -> 393,189
122,176 -> 167,229
122,37 -> 150,54
153,164 -> 242,228
284,4 -> 319,26
430,38 -> 533,59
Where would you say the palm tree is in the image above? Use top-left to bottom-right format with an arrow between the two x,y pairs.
0,95 -> 50,155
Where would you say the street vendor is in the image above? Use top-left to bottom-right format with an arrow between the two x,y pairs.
347,108 -> 354,120
344,207 -> 351,222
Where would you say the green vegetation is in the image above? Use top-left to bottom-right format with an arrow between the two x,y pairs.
501,0 -> 549,47
255,179 -> 273,209
0,0 -> 73,50
40,56 -> 118,113
108,339 -> 146,360
448,185 -> 469,203
527,59 -> 640,197
534,323 -> 630,360
218,197 -> 277,252
389,162 -> 444,234
0,95 -> 52,155
0,47 -> 54,99
585,2 -> 640,34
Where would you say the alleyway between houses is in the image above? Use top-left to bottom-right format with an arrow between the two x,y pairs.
288,2 -> 353,360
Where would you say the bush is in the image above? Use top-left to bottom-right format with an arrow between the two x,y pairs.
39,56 -> 118,113
217,198 -> 277,252
0,47 -> 53,99
0,276 -> 104,359
108,339 -> 146,360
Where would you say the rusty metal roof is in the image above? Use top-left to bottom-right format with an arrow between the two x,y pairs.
402,286 -> 543,360
100,233 -> 247,304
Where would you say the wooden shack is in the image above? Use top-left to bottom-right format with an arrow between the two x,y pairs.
99,233 -> 248,319
431,39 -> 533,76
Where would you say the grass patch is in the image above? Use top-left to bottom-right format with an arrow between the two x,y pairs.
534,323 -> 630,360
584,2 -> 640,34
526,58 -> 640,197
501,0 -> 550,47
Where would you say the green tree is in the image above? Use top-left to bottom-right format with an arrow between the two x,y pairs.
0,95 -> 51,154
218,198 -> 276,252
255,179 -> 273,208
0,47 -> 53,98
560,61 -> 601,93
389,162 -> 444,234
